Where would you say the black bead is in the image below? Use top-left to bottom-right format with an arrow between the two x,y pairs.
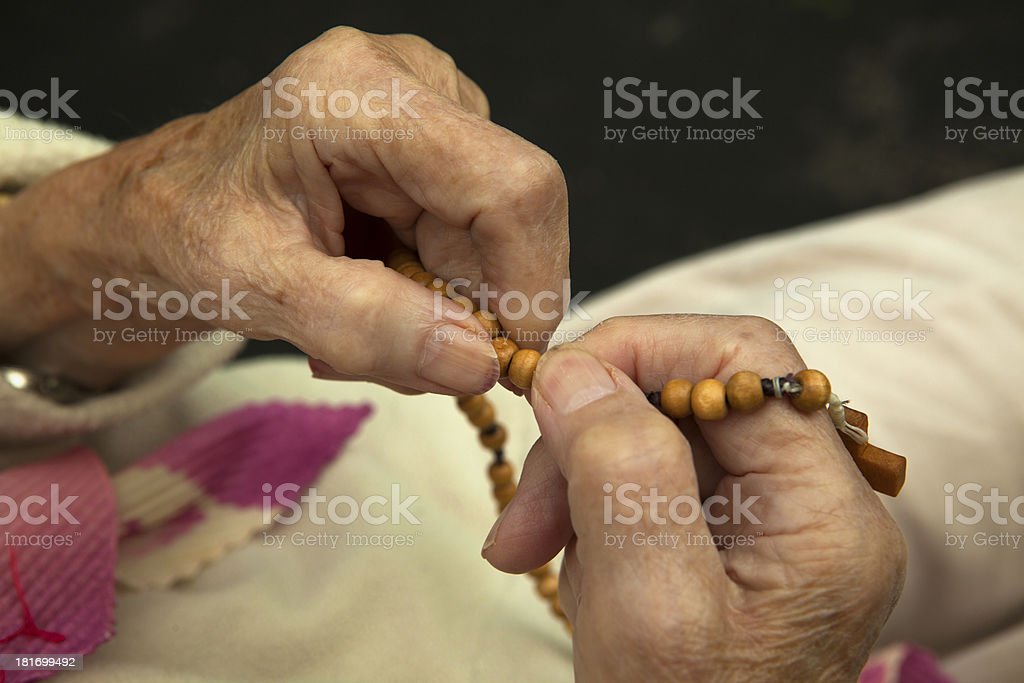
761,378 -> 774,396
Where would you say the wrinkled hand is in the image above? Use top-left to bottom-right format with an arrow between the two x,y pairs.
9,27 -> 567,393
483,315 -> 906,682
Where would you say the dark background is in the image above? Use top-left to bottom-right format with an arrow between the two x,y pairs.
4,0 -> 1023,357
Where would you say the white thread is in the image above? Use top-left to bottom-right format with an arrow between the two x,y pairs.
827,392 -> 868,444
771,376 -> 783,398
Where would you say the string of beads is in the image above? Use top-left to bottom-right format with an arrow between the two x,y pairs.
385,246 -> 907,630
387,247 -> 567,628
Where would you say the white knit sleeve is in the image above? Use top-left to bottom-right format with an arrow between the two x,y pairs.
0,115 -> 245,446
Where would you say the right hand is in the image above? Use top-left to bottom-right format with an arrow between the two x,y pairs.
483,315 -> 906,681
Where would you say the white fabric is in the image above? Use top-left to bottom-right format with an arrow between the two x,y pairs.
56,168 -> 1024,681
0,115 -> 246,449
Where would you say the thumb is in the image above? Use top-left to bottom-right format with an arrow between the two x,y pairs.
261,247 -> 499,395
484,347 -> 719,579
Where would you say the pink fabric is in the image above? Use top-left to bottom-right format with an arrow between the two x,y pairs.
1,402 -> 373,681
859,644 -> 955,683
0,448 -> 117,683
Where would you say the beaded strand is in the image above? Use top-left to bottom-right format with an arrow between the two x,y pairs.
386,246 -> 907,628
387,248 -> 569,628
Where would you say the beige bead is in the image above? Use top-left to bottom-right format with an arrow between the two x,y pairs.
691,379 -> 728,421
474,310 -> 502,339
386,248 -> 418,270
792,369 -> 831,412
457,394 -> 485,412
660,379 -> 693,419
508,349 -> 541,390
494,480 -> 516,506
537,574 -> 558,599
480,424 -> 507,450
396,262 -> 423,278
411,271 -> 436,287
725,371 -> 765,413
467,401 -> 495,428
488,461 -> 514,486
492,337 -> 519,377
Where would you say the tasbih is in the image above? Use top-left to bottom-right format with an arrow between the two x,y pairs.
386,247 -> 907,631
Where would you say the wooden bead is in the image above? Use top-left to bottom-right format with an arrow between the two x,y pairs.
659,379 -> 693,419
0,194 -> 11,207
488,461 -> 514,486
386,248 -> 419,270
396,261 -> 423,278
473,310 -> 502,338
792,369 -> 831,412
411,271 -> 438,287
691,379 -> 728,421
457,394 -> 485,412
725,371 -> 765,413
492,337 -> 519,377
528,564 -> 550,577
537,574 -> 558,599
480,424 -> 507,450
493,481 -> 516,506
508,349 -> 541,390
467,401 -> 495,428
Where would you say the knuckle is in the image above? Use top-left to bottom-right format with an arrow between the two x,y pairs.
732,314 -> 788,342
501,148 -> 567,212
721,315 -> 800,370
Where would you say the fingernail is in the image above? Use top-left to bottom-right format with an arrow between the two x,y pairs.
481,505 -> 509,558
535,348 -> 617,415
419,324 -> 499,394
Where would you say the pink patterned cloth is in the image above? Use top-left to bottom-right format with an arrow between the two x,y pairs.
858,643 -> 955,683
0,449 -> 116,683
0,402 -> 372,682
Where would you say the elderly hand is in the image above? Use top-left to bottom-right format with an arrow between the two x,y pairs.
1,27 -> 568,394
483,315 -> 906,682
